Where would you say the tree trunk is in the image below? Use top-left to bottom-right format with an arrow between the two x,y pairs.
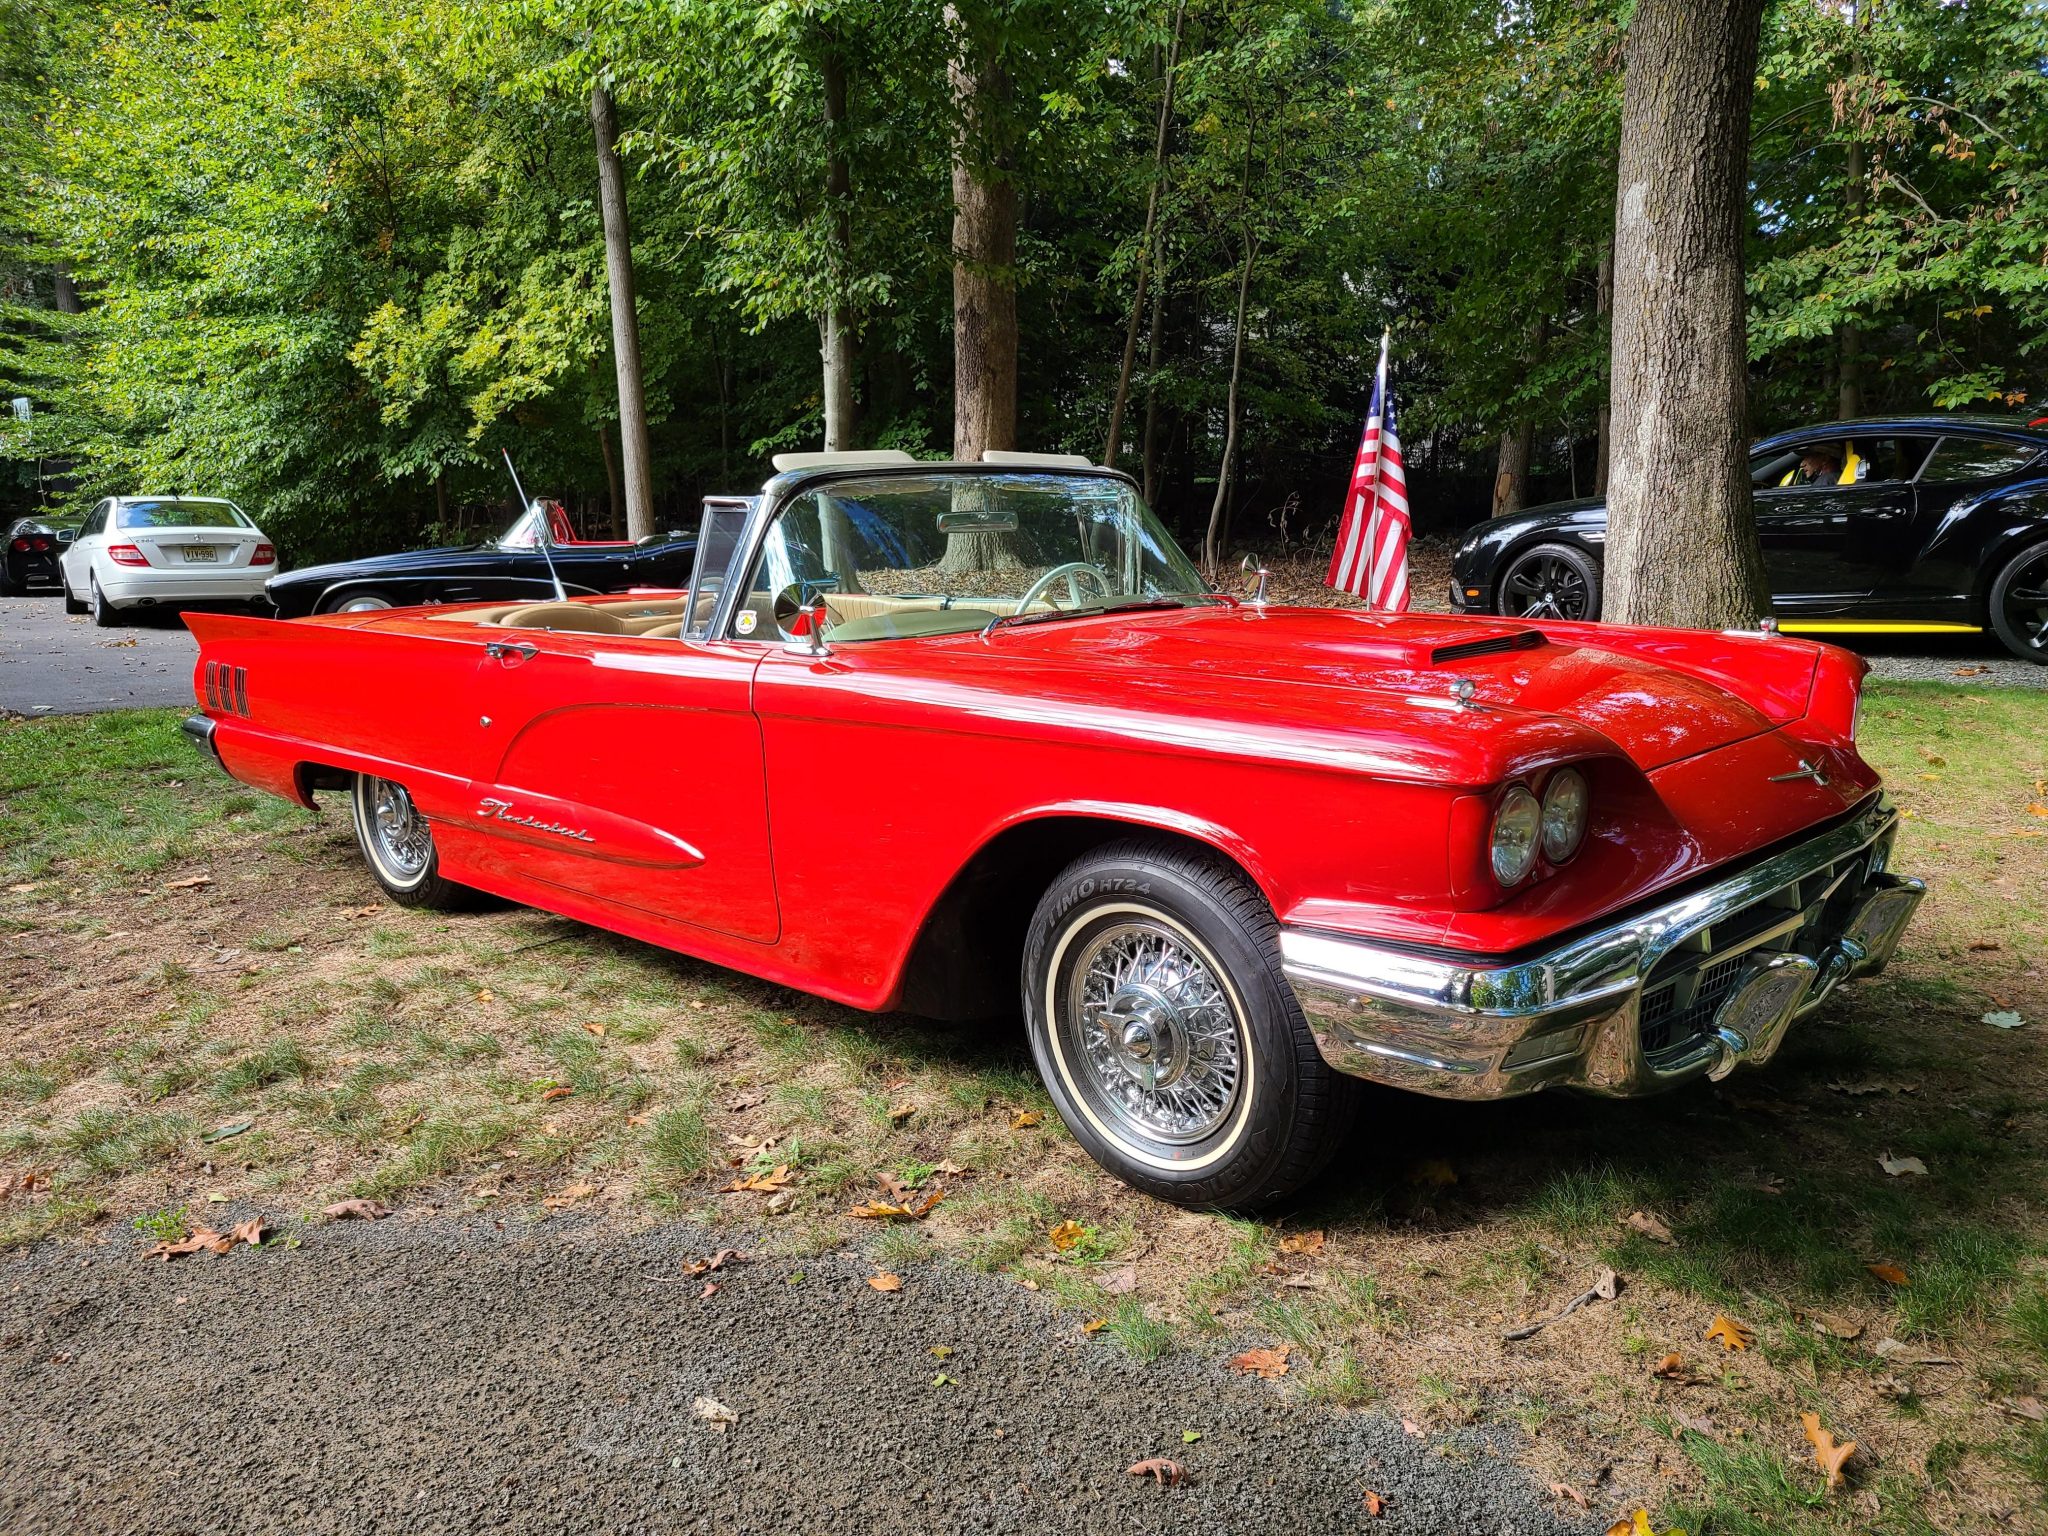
1491,315 -> 1548,517
1601,0 -> 1770,629
820,48 -> 857,451
591,83 -> 655,541
1103,4 -> 1185,469
51,269 -> 81,314
1139,277 -> 1169,505
947,10 -> 1018,462
1203,236 -> 1257,575
1594,246 -> 1613,495
599,426 -> 623,539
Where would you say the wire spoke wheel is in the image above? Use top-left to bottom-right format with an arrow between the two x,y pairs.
367,777 -> 432,880
1061,918 -> 1245,1145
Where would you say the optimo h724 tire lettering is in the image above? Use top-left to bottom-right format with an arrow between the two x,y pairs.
1021,838 -> 1358,1211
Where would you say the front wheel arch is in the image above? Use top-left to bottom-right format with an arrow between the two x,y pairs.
1494,539 -> 1604,622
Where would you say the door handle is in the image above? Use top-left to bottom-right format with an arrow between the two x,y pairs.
484,641 -> 538,662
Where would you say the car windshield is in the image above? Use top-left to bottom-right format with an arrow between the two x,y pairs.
115,500 -> 249,530
497,504 -> 553,549
736,472 -> 1215,643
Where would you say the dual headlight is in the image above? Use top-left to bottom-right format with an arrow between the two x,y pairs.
1489,767 -> 1590,886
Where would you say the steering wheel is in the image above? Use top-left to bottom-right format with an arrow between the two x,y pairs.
1017,561 -> 1112,613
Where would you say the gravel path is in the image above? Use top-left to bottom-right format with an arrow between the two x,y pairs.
0,1216 -> 1599,1536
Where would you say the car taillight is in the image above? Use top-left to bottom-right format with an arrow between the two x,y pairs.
31,537 -> 50,552
251,543 -> 275,565
7,538 -> 25,553
107,544 -> 148,567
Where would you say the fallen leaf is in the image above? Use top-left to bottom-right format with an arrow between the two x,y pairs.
581,1021 -> 606,1036
164,874 -> 213,891
539,1085 -> 573,1102
322,1198 -> 389,1221
1182,1430 -> 1202,1444
1594,1267 -> 1620,1301
848,1188 -> 944,1221
1229,1344 -> 1291,1380
626,1113 -> 652,1128
1653,1352 -> 1686,1379
1967,939 -> 2001,952
1704,1314 -> 1753,1351
764,1188 -> 796,1215
726,1087 -> 768,1111
929,1345 -> 953,1359
475,988 -> 494,1004
1952,665 -> 1991,677
228,1218 -> 267,1248
145,1227 -> 233,1260
1808,1312 -> 1864,1341
1099,1264 -> 1137,1296
1623,1211 -> 1674,1244
1983,1010 -> 2026,1030
1548,1483 -> 1588,1507
1082,1317 -> 1108,1334
5,882 -> 39,894
202,1121 -> 253,1143
1870,1337 -> 1961,1365
1048,1219 -> 1087,1252
887,1102 -> 915,1126
1401,1417 -> 1424,1437
931,1159 -> 967,1176
723,1165 -> 793,1194
1801,1411 -> 1856,1491
1878,1152 -> 1928,1177
868,1272 -> 904,1293
931,1372 -> 954,1387
692,1396 -> 738,1431
1998,1396 -> 2046,1423
542,1180 -> 599,1209
1866,1262 -> 1910,1286
1010,1109 -> 1042,1130
1363,1488 -> 1386,1517
1671,1411 -> 1716,1438
683,1249 -> 745,1276
698,1282 -> 718,1299
1278,1230 -> 1326,1257
1126,1457 -> 1184,1487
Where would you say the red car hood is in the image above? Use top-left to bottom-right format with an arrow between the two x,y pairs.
977,604 -> 1820,774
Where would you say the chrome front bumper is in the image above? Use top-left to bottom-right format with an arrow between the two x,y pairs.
1281,801 -> 1924,1101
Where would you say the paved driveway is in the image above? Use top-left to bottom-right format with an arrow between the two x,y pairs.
0,594 -> 200,716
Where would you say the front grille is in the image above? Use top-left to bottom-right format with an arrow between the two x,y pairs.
1635,834 -> 1887,1061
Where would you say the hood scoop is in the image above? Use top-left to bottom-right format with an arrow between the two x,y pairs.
1430,629 -> 1545,665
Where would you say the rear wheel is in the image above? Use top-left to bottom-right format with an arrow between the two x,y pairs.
1497,541 -> 1601,621
1021,838 -> 1359,1211
1988,539 -> 2048,664
88,577 -> 124,628
323,589 -> 397,615
349,774 -> 475,910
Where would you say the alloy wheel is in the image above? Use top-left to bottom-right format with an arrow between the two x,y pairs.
1501,553 -> 1591,619
2001,547 -> 2048,658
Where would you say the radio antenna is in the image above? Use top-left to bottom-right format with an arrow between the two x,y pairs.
503,448 -> 568,602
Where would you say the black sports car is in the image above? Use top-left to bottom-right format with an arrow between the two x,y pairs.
1450,414 -> 2048,662
266,501 -> 698,618
1,517 -> 71,595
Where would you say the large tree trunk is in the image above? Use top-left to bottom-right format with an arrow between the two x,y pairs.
1491,315 -> 1548,516
591,83 -> 655,541
1102,4 -> 1185,469
1601,0 -> 1770,629
947,12 -> 1018,462
51,269 -> 81,314
598,426 -> 623,539
1594,247 -> 1613,495
820,48 -> 857,451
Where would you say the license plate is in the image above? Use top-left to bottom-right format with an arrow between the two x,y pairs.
181,545 -> 217,562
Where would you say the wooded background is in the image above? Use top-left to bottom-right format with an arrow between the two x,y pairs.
0,0 -> 2040,566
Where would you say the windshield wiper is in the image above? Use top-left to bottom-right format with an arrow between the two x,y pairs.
986,597 -> 1194,633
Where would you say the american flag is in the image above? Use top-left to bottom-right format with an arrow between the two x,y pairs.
1326,332 -> 1409,609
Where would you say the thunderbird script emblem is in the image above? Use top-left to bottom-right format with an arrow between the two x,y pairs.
476,797 -> 596,843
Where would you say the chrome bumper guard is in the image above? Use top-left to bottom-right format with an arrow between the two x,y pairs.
180,714 -> 223,770
1281,802 -> 1924,1101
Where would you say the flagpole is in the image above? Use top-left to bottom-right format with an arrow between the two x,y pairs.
1364,330 -> 1391,608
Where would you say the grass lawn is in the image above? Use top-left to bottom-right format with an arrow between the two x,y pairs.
3,683 -> 2046,1533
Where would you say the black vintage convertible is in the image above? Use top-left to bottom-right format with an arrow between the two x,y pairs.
266,501 -> 698,618
1449,414 -> 2048,661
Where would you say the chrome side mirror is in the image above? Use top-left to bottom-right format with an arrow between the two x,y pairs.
773,583 -> 832,656
1241,552 -> 1270,607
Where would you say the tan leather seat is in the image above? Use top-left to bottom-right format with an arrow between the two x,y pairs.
498,602 -> 630,634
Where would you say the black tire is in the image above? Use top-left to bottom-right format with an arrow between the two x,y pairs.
0,565 -> 20,597
321,589 -> 398,615
1021,838 -> 1359,1211
349,773 -> 476,910
1496,541 -> 1602,622
1987,538 -> 2048,664
60,571 -> 85,615
88,577 -> 124,628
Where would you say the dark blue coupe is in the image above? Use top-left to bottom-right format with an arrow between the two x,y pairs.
1450,415 -> 2048,662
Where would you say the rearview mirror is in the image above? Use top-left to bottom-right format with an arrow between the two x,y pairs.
772,583 -> 831,655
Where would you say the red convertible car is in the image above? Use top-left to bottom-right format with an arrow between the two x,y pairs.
181,452 -> 1925,1210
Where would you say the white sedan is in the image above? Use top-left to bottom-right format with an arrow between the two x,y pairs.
59,495 -> 277,626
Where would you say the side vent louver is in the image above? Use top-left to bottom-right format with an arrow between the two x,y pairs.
205,661 -> 251,717
1430,630 -> 1545,665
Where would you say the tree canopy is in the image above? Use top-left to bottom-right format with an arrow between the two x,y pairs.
1,0 -> 2042,564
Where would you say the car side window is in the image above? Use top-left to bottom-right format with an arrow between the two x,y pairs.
684,498 -> 753,640
80,503 -> 107,538
1760,436 -> 1922,490
1918,436 -> 2042,484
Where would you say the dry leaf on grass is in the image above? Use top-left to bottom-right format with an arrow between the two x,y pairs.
723,1165 -> 793,1194
1229,1344 -> 1291,1380
683,1249 -> 745,1277
322,1199 -> 389,1221
1982,1010 -> 2026,1030
1866,1262 -> 1910,1286
867,1273 -> 904,1293
1622,1211 -> 1674,1243
1401,1418 -> 1424,1437
1277,1230 -> 1326,1257
542,1181 -> 599,1209
1099,1265 -> 1138,1296
847,1188 -> 944,1221
1704,1314 -> 1753,1351
1362,1489 -> 1386,1517
1998,1396 -> 2046,1423
725,1088 -> 768,1112
887,1102 -> 916,1126
1800,1411 -> 1856,1491
1010,1109 -> 1042,1130
227,1218 -> 267,1248
539,1085 -> 573,1102
1548,1483 -> 1588,1508
164,874 -> 213,891
1877,1152 -> 1928,1177
1082,1317 -> 1108,1334
1126,1457 -> 1184,1487
145,1227 -> 233,1260
581,1021 -> 606,1036
1048,1219 -> 1087,1252
1652,1352 -> 1686,1379
692,1396 -> 739,1431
